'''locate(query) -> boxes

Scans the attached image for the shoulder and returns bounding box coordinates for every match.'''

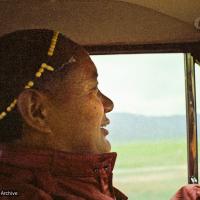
[114,187,128,200]
[171,184,200,200]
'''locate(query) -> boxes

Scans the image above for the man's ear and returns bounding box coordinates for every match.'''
[17,89,52,133]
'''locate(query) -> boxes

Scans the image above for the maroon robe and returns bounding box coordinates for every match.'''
[171,184,200,200]
[0,144,127,200]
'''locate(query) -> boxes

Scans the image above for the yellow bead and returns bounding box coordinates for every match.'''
[48,47,53,51]
[48,51,53,56]
[51,40,57,44]
[52,38,57,42]
[6,107,12,112]
[11,100,17,107]
[51,44,56,49]
[46,65,54,71]
[41,63,47,68]
[53,34,58,39]
[49,47,54,51]
[39,68,44,73]
[36,72,41,77]
[10,103,15,108]
[1,112,6,117]
[25,85,30,89]
[28,81,34,87]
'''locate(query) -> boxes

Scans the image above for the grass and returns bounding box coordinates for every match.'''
[111,139,188,200]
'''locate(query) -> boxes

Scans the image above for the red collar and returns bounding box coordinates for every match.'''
[0,144,117,177]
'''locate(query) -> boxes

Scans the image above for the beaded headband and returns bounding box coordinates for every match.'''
[0,31,60,120]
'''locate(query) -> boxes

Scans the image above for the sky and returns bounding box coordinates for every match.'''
[91,53,200,116]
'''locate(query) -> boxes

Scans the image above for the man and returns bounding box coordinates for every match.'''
[0,29,126,200]
[0,29,199,200]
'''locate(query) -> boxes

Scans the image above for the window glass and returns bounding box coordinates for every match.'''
[91,54,187,200]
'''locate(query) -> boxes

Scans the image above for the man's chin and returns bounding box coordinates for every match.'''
[98,129,111,153]
[101,138,112,153]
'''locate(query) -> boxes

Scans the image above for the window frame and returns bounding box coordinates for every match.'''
[86,41,200,184]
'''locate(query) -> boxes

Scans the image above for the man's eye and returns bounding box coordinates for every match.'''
[93,87,98,91]
[91,84,97,90]
[91,86,98,93]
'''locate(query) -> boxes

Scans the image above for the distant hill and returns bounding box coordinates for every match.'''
[106,112,200,144]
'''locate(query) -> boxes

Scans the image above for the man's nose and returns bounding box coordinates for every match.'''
[100,92,114,113]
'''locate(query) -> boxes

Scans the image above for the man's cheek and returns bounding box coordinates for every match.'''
[85,106,103,122]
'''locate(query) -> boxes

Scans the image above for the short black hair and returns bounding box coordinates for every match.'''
[0,29,80,142]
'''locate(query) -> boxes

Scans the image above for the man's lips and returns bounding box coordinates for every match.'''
[100,117,110,136]
[100,127,109,136]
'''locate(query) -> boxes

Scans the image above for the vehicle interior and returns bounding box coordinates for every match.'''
[1,0,200,199]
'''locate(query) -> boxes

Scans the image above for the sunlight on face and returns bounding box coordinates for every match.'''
[47,49,114,153]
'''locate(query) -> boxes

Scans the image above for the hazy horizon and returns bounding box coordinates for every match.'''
[108,111,200,117]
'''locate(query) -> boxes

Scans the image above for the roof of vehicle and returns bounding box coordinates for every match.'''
[1,0,200,48]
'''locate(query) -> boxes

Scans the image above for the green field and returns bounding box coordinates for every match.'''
[111,139,188,200]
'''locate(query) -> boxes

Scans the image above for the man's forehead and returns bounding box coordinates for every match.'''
[73,49,98,78]
[73,47,89,60]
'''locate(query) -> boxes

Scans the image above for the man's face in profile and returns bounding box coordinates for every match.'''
[46,48,114,153]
